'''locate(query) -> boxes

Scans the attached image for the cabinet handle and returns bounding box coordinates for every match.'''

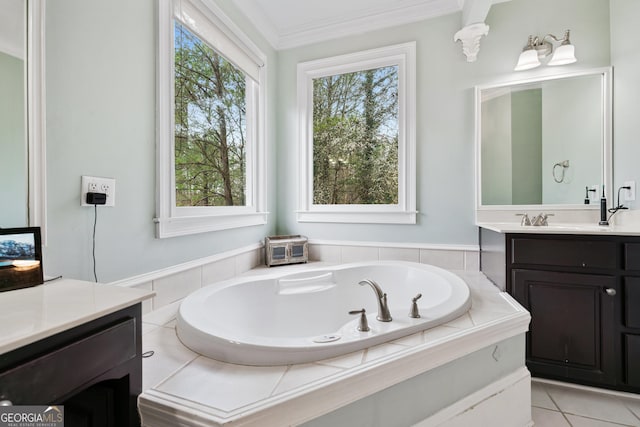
[605,288,617,296]
[0,400,13,406]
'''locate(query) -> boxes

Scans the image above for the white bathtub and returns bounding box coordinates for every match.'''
[176,261,471,366]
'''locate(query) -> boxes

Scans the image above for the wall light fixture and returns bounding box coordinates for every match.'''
[514,30,576,71]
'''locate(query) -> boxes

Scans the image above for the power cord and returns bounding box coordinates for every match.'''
[92,204,98,282]
[85,191,106,283]
[607,185,631,222]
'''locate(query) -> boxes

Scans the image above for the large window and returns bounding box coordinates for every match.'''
[297,43,416,224]
[156,0,267,238]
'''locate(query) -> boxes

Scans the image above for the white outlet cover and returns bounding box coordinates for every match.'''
[589,185,600,202]
[624,181,636,202]
[81,175,116,207]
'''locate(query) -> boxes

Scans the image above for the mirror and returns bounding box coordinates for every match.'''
[0,0,27,227]
[0,0,46,240]
[475,68,612,209]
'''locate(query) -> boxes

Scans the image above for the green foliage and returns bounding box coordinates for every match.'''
[174,23,246,207]
[312,66,399,205]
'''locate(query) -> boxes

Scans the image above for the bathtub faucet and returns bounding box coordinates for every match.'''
[358,279,392,322]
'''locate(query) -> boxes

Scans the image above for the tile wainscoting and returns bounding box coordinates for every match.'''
[110,240,480,316]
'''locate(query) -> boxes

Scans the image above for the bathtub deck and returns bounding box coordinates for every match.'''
[138,269,530,426]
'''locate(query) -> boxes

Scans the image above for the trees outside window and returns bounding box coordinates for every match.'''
[174,24,247,207]
[312,66,399,206]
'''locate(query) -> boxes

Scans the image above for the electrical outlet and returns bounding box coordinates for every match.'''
[81,176,116,207]
[589,185,600,203]
[624,180,636,202]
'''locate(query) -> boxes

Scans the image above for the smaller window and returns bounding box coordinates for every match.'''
[297,43,417,224]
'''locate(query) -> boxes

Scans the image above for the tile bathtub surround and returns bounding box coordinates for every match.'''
[531,380,640,427]
[120,245,264,312]
[118,241,478,316]
[138,270,530,426]
[308,241,480,271]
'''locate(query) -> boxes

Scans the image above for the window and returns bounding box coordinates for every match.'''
[297,43,416,224]
[156,0,267,238]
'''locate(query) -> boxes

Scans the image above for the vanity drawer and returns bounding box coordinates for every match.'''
[624,244,640,270]
[511,238,616,269]
[0,317,136,404]
[625,278,640,329]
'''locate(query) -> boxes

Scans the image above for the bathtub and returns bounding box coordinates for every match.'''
[176,261,471,366]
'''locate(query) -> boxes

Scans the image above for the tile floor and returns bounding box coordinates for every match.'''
[532,380,640,427]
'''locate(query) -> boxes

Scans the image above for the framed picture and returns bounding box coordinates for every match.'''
[0,227,44,292]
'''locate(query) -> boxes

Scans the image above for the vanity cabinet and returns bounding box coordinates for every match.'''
[480,229,640,393]
[511,269,616,385]
[0,304,143,427]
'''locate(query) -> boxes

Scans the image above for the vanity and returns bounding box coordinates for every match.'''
[479,224,640,393]
[0,279,153,426]
[474,66,640,393]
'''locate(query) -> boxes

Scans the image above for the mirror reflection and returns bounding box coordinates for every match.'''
[0,0,27,227]
[478,70,608,207]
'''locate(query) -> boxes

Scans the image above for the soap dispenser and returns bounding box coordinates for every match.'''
[599,186,609,226]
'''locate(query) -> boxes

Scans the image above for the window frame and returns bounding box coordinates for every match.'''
[296,43,417,224]
[155,0,268,238]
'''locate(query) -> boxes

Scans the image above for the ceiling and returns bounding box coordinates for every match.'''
[233,0,467,50]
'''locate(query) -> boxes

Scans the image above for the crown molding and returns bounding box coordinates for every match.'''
[236,0,461,50]
[277,0,461,49]
[231,0,280,49]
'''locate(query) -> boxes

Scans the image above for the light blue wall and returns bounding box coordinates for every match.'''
[541,76,601,204]
[481,93,513,205]
[40,0,626,281]
[511,89,542,205]
[44,0,277,282]
[611,0,640,208]
[0,51,27,228]
[275,0,611,245]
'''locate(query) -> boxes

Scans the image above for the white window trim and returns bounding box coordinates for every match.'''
[155,0,268,238]
[296,42,417,224]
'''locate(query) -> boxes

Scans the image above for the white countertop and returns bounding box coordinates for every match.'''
[0,278,154,354]
[478,221,640,236]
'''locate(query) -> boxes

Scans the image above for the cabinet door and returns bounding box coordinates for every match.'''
[625,334,640,387]
[512,269,616,386]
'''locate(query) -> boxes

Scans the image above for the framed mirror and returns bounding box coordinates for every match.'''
[0,0,27,227]
[475,67,612,210]
[0,0,46,241]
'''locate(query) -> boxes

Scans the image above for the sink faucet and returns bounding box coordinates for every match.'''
[516,213,532,226]
[531,213,554,226]
[358,279,392,322]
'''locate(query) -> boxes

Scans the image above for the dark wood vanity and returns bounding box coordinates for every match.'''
[0,304,143,427]
[480,227,640,393]
[0,279,152,427]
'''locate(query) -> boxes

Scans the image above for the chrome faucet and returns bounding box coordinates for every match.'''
[348,308,370,332]
[516,213,532,226]
[358,279,392,322]
[531,213,554,226]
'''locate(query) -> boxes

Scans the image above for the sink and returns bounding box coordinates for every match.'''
[521,224,610,232]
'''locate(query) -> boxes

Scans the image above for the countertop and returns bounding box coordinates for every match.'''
[0,278,154,354]
[477,222,640,236]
